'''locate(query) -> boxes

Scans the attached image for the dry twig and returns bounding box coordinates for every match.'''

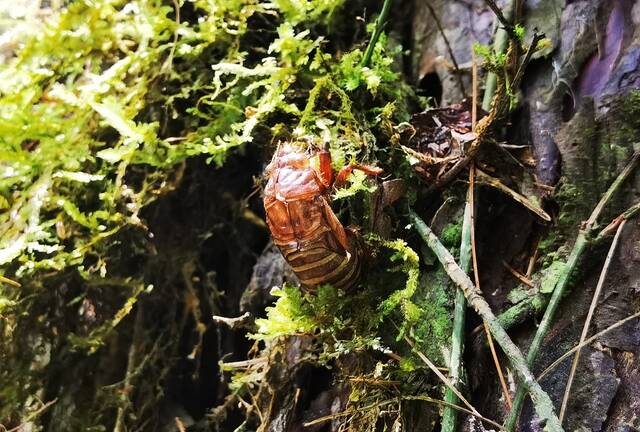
[538,310,640,380]
[425,2,466,96]
[304,395,505,431]
[475,168,551,222]
[469,165,513,409]
[3,399,58,432]
[503,260,534,288]
[484,0,516,39]
[404,334,479,416]
[559,220,627,422]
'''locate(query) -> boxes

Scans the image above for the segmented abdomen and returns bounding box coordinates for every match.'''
[274,226,361,292]
[267,199,361,292]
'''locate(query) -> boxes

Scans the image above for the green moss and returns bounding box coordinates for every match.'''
[544,90,640,269]
[497,293,548,331]
[410,268,454,364]
[0,0,419,428]
[539,260,568,294]
[507,285,531,304]
[530,294,547,312]
[562,91,640,211]
[616,90,640,136]
[440,219,463,249]
[241,232,453,403]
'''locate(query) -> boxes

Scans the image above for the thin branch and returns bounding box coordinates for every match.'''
[526,243,539,277]
[5,399,57,432]
[212,312,255,330]
[510,32,544,94]
[0,275,20,287]
[538,310,640,380]
[586,151,640,229]
[425,2,466,96]
[441,167,474,432]
[361,0,393,68]
[470,165,513,409]
[304,395,505,431]
[408,209,564,431]
[401,144,458,165]
[405,334,479,415]
[504,149,640,431]
[469,165,480,290]
[484,0,516,40]
[598,201,640,237]
[303,399,394,427]
[559,219,626,422]
[482,278,513,411]
[404,395,505,431]
[503,260,534,287]
[475,168,551,222]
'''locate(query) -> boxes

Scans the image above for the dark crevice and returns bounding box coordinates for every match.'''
[418,71,443,106]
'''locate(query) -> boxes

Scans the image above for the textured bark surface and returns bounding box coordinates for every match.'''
[410,1,640,430]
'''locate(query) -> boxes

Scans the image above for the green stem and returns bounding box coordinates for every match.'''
[472,293,548,354]
[441,183,473,431]
[481,34,508,111]
[560,219,625,421]
[361,0,393,68]
[481,0,515,111]
[409,209,564,432]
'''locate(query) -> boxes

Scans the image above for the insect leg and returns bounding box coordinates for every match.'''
[334,163,384,188]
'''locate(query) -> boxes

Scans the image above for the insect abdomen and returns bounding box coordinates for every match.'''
[274,227,361,291]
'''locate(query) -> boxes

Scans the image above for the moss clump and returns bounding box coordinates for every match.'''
[440,219,463,249]
[410,268,454,364]
[230,232,450,430]
[538,260,568,294]
[611,90,640,143]
[0,0,417,429]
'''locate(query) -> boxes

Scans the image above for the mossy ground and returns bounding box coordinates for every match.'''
[0,1,450,430]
